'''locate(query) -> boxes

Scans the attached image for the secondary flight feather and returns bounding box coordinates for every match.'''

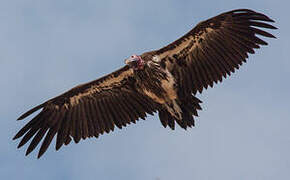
[14,9,277,158]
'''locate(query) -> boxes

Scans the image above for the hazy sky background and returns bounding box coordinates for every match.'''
[1,1,289,180]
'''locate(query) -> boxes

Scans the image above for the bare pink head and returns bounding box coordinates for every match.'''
[125,54,145,70]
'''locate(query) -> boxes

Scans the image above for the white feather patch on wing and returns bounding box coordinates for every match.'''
[93,68,134,89]
[157,27,214,60]
[68,68,134,107]
[152,55,161,62]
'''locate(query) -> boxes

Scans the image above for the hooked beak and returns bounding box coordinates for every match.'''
[124,59,131,65]
[125,58,137,67]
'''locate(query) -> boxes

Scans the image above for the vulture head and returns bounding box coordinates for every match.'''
[125,54,145,70]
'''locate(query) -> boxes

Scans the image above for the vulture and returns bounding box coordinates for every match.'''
[14,9,276,158]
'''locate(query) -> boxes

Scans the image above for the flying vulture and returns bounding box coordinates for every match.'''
[14,9,276,158]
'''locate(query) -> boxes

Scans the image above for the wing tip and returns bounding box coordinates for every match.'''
[25,149,32,156]
[17,103,46,120]
[229,8,276,23]
[37,151,44,159]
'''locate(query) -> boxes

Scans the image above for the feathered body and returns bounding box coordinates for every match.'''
[13,9,276,158]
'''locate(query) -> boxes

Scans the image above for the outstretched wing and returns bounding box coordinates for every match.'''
[152,9,276,95]
[14,65,157,158]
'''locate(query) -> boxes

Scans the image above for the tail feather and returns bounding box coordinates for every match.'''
[158,95,202,130]
[158,109,175,130]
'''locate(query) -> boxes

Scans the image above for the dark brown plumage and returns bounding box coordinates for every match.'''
[14,9,276,158]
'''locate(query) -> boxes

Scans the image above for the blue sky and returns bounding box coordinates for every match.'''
[1,1,289,180]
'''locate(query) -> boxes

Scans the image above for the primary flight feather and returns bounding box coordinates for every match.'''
[14,9,277,158]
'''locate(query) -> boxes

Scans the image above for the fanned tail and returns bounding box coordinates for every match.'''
[158,95,202,130]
